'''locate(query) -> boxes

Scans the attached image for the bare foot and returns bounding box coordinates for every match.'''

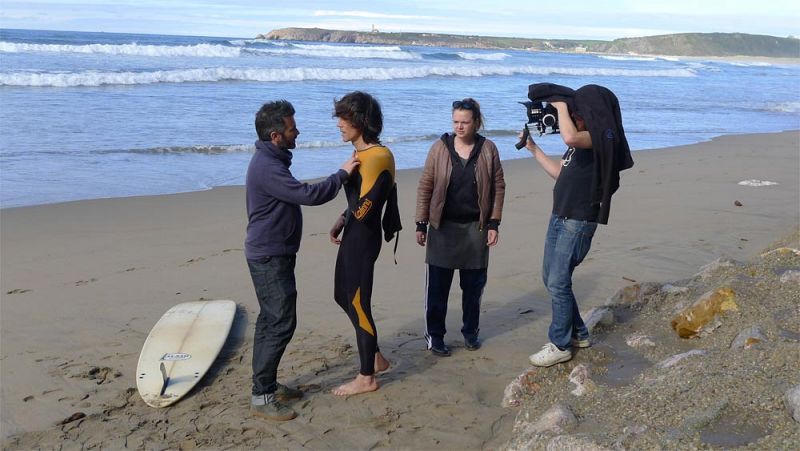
[374,352,391,373]
[332,374,378,396]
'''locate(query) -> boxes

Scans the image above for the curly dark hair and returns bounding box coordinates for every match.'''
[333,91,383,144]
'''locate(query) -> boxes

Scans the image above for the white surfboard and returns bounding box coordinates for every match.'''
[136,300,236,408]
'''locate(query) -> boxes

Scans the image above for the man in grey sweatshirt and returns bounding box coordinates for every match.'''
[245,100,359,421]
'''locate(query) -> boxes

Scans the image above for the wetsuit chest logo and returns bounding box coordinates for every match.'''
[355,199,373,219]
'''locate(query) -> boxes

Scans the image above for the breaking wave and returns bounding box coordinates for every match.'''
[0,65,696,87]
[248,43,420,60]
[0,41,242,58]
[597,55,661,62]
[92,133,447,155]
[456,52,510,61]
[762,102,800,113]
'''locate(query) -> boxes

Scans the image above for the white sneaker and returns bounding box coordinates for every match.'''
[529,343,572,367]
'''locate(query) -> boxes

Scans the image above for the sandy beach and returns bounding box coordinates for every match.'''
[1,131,798,449]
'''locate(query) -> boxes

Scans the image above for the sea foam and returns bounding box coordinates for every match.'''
[0,65,697,87]
[0,41,242,58]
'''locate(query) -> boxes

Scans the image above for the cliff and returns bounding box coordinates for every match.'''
[259,28,602,51]
[595,33,800,57]
[260,28,800,58]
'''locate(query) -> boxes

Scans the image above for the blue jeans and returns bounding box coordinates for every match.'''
[248,255,297,396]
[542,215,597,350]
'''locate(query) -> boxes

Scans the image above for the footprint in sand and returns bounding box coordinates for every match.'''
[58,362,122,385]
[180,257,206,267]
[182,249,242,266]
[35,356,59,363]
[121,267,145,273]
[83,366,122,385]
[75,278,97,286]
[297,383,322,393]
[6,288,32,294]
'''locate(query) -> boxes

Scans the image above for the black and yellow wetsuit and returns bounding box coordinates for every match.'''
[334,145,400,376]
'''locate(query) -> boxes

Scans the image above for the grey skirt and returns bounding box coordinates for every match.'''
[426,220,489,270]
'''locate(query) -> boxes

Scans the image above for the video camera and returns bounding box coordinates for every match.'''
[514,101,560,150]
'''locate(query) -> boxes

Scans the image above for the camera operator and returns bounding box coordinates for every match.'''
[520,84,633,367]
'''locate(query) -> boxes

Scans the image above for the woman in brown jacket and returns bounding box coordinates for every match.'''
[415,98,505,356]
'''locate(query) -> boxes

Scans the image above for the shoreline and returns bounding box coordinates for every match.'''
[3,129,799,211]
[2,131,799,448]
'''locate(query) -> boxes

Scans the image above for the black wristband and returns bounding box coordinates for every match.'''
[415,221,428,233]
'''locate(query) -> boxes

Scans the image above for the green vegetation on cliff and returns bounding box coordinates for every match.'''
[261,28,800,58]
[595,33,800,57]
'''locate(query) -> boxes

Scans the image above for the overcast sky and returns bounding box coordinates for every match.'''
[1,0,799,40]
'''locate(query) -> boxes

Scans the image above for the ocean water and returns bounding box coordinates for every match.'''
[1,28,798,208]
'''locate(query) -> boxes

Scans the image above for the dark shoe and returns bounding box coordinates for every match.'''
[275,382,303,401]
[465,336,482,351]
[251,398,297,421]
[429,337,451,357]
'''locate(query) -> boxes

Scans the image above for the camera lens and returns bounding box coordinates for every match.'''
[542,114,557,128]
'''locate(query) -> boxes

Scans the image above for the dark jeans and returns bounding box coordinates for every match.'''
[424,264,487,345]
[543,215,596,350]
[248,255,297,396]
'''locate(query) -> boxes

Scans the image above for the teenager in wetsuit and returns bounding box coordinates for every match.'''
[328,91,401,396]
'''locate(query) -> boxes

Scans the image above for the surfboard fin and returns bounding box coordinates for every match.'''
[159,362,170,396]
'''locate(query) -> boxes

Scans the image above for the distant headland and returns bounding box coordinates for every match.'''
[260,27,800,58]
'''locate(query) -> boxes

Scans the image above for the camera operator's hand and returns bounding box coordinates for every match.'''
[518,131,540,155]
[416,231,427,247]
[551,101,592,149]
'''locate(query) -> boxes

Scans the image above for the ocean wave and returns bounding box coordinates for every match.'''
[422,51,510,61]
[456,52,510,61]
[0,65,697,87]
[96,144,254,155]
[229,39,291,47]
[422,52,462,60]
[89,134,447,155]
[683,62,720,72]
[247,43,420,60]
[718,60,773,67]
[0,41,242,58]
[762,102,800,113]
[0,39,422,60]
[597,55,660,62]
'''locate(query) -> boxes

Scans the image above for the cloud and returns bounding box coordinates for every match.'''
[313,10,437,21]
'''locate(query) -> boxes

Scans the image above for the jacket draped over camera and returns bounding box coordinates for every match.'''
[528,83,634,224]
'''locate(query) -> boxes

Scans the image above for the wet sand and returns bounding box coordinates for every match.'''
[1,131,798,448]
